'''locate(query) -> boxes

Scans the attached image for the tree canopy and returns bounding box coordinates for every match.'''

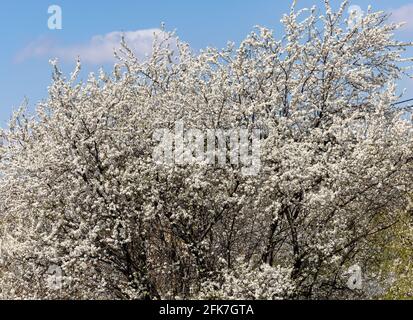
[0,0,412,299]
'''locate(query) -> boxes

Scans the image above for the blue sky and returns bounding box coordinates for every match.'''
[1,0,413,126]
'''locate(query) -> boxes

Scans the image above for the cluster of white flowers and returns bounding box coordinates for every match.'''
[0,1,412,299]
[197,261,295,300]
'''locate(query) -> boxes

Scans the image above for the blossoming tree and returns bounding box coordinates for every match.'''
[0,0,412,299]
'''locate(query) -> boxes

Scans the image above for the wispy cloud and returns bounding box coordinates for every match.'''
[389,3,413,32]
[15,28,165,64]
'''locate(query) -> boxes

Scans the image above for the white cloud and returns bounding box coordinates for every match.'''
[390,4,413,32]
[15,28,165,64]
